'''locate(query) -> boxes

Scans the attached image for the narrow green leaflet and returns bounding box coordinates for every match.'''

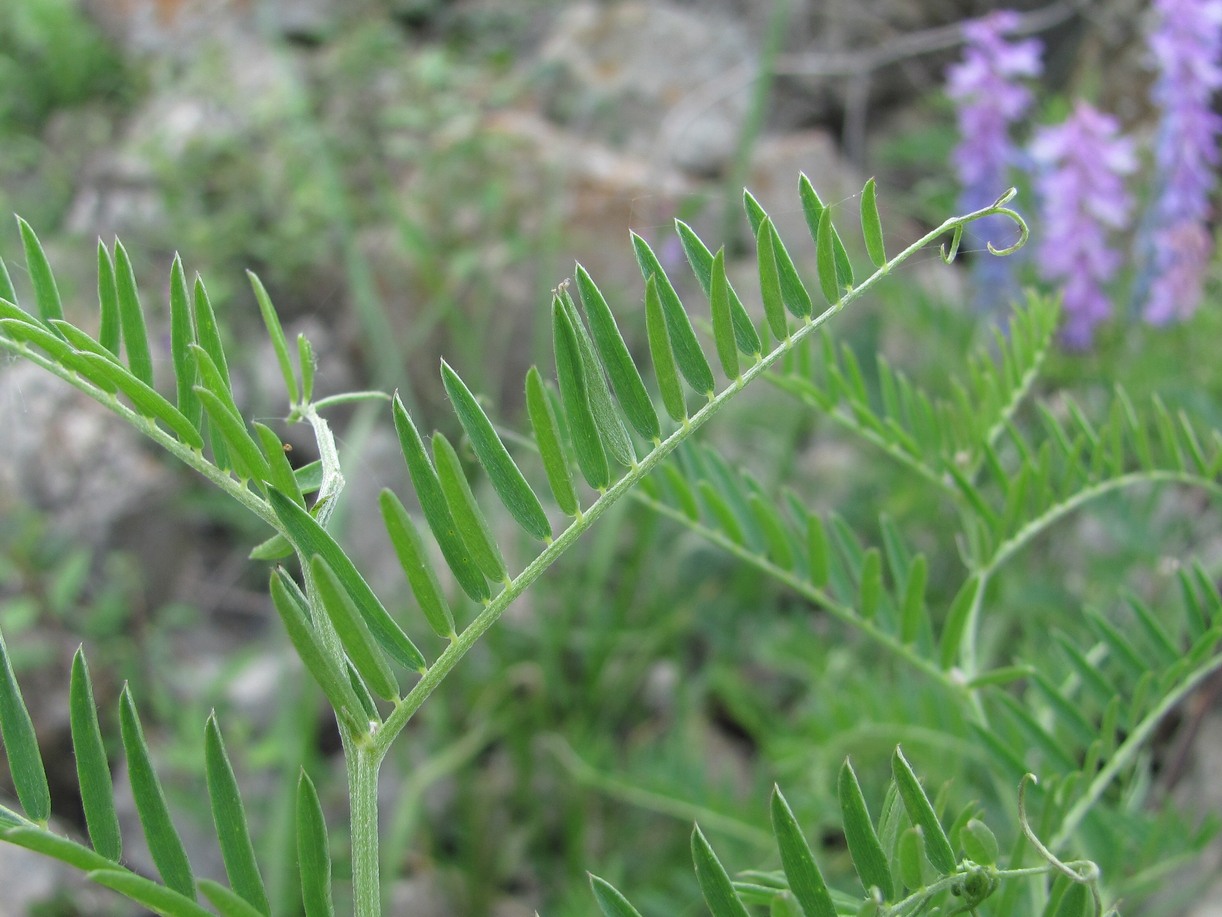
[526,366,579,516]
[691,825,752,917]
[0,318,89,379]
[97,242,120,354]
[589,874,645,917]
[205,714,271,915]
[0,256,16,305]
[1052,881,1091,917]
[432,431,508,583]
[939,574,981,670]
[554,299,611,490]
[248,271,300,405]
[0,296,39,325]
[48,319,122,362]
[838,759,893,900]
[858,548,882,621]
[645,274,687,423]
[199,879,269,917]
[113,239,154,387]
[73,353,205,450]
[897,827,927,891]
[168,255,200,429]
[709,248,739,379]
[195,387,270,482]
[631,232,715,397]
[558,288,637,467]
[757,218,789,341]
[900,555,928,645]
[311,556,400,702]
[269,570,365,720]
[806,513,830,588]
[379,489,456,639]
[2,826,114,872]
[743,193,814,320]
[269,490,427,673]
[0,625,51,823]
[674,220,762,357]
[253,423,306,508]
[70,649,121,861]
[891,748,955,874]
[441,359,552,541]
[816,208,840,306]
[576,264,662,441]
[298,334,316,403]
[961,819,999,866]
[860,178,886,267]
[799,174,853,291]
[87,870,214,917]
[391,394,490,603]
[770,787,837,917]
[296,772,335,917]
[192,276,231,469]
[119,686,196,899]
[17,217,64,326]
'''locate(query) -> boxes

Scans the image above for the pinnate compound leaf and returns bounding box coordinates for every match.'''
[554,299,611,490]
[96,242,120,354]
[838,758,893,900]
[0,625,51,823]
[379,489,456,639]
[709,248,739,379]
[311,556,401,702]
[691,825,751,917]
[70,649,121,861]
[113,239,154,387]
[770,787,837,917]
[631,232,715,397]
[645,274,687,423]
[17,217,64,326]
[526,366,579,516]
[589,874,645,917]
[269,490,426,673]
[574,266,660,442]
[205,715,271,915]
[391,394,490,603]
[432,431,509,583]
[442,359,552,541]
[269,570,365,721]
[297,772,335,917]
[169,255,200,428]
[248,271,300,405]
[860,178,886,267]
[199,879,268,917]
[119,686,196,899]
[891,747,955,874]
[674,220,761,357]
[87,869,213,917]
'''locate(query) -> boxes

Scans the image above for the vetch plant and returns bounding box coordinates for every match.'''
[0,169,1217,917]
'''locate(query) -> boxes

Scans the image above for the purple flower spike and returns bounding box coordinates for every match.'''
[947,11,1043,310]
[1143,0,1222,325]
[1030,101,1137,349]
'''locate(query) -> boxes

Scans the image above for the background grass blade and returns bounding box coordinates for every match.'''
[378,489,456,639]
[691,825,751,917]
[17,217,64,326]
[838,758,893,900]
[770,787,837,917]
[205,714,271,916]
[113,239,154,387]
[554,298,611,490]
[432,432,508,583]
[0,625,51,823]
[391,394,491,603]
[119,685,196,899]
[589,874,645,917]
[645,274,687,423]
[311,556,400,702]
[442,359,552,541]
[891,747,955,874]
[297,771,335,917]
[269,490,426,673]
[632,232,715,397]
[575,264,660,442]
[526,366,579,515]
[70,649,121,861]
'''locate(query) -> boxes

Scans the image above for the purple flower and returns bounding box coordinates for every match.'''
[1142,0,1222,325]
[1030,102,1138,349]
[946,11,1043,310]
[947,10,1043,213]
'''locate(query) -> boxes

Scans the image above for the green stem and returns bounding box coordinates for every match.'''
[346,741,384,917]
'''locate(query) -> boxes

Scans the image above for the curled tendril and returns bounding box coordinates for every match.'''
[939,188,1030,263]
[1018,775,1104,915]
